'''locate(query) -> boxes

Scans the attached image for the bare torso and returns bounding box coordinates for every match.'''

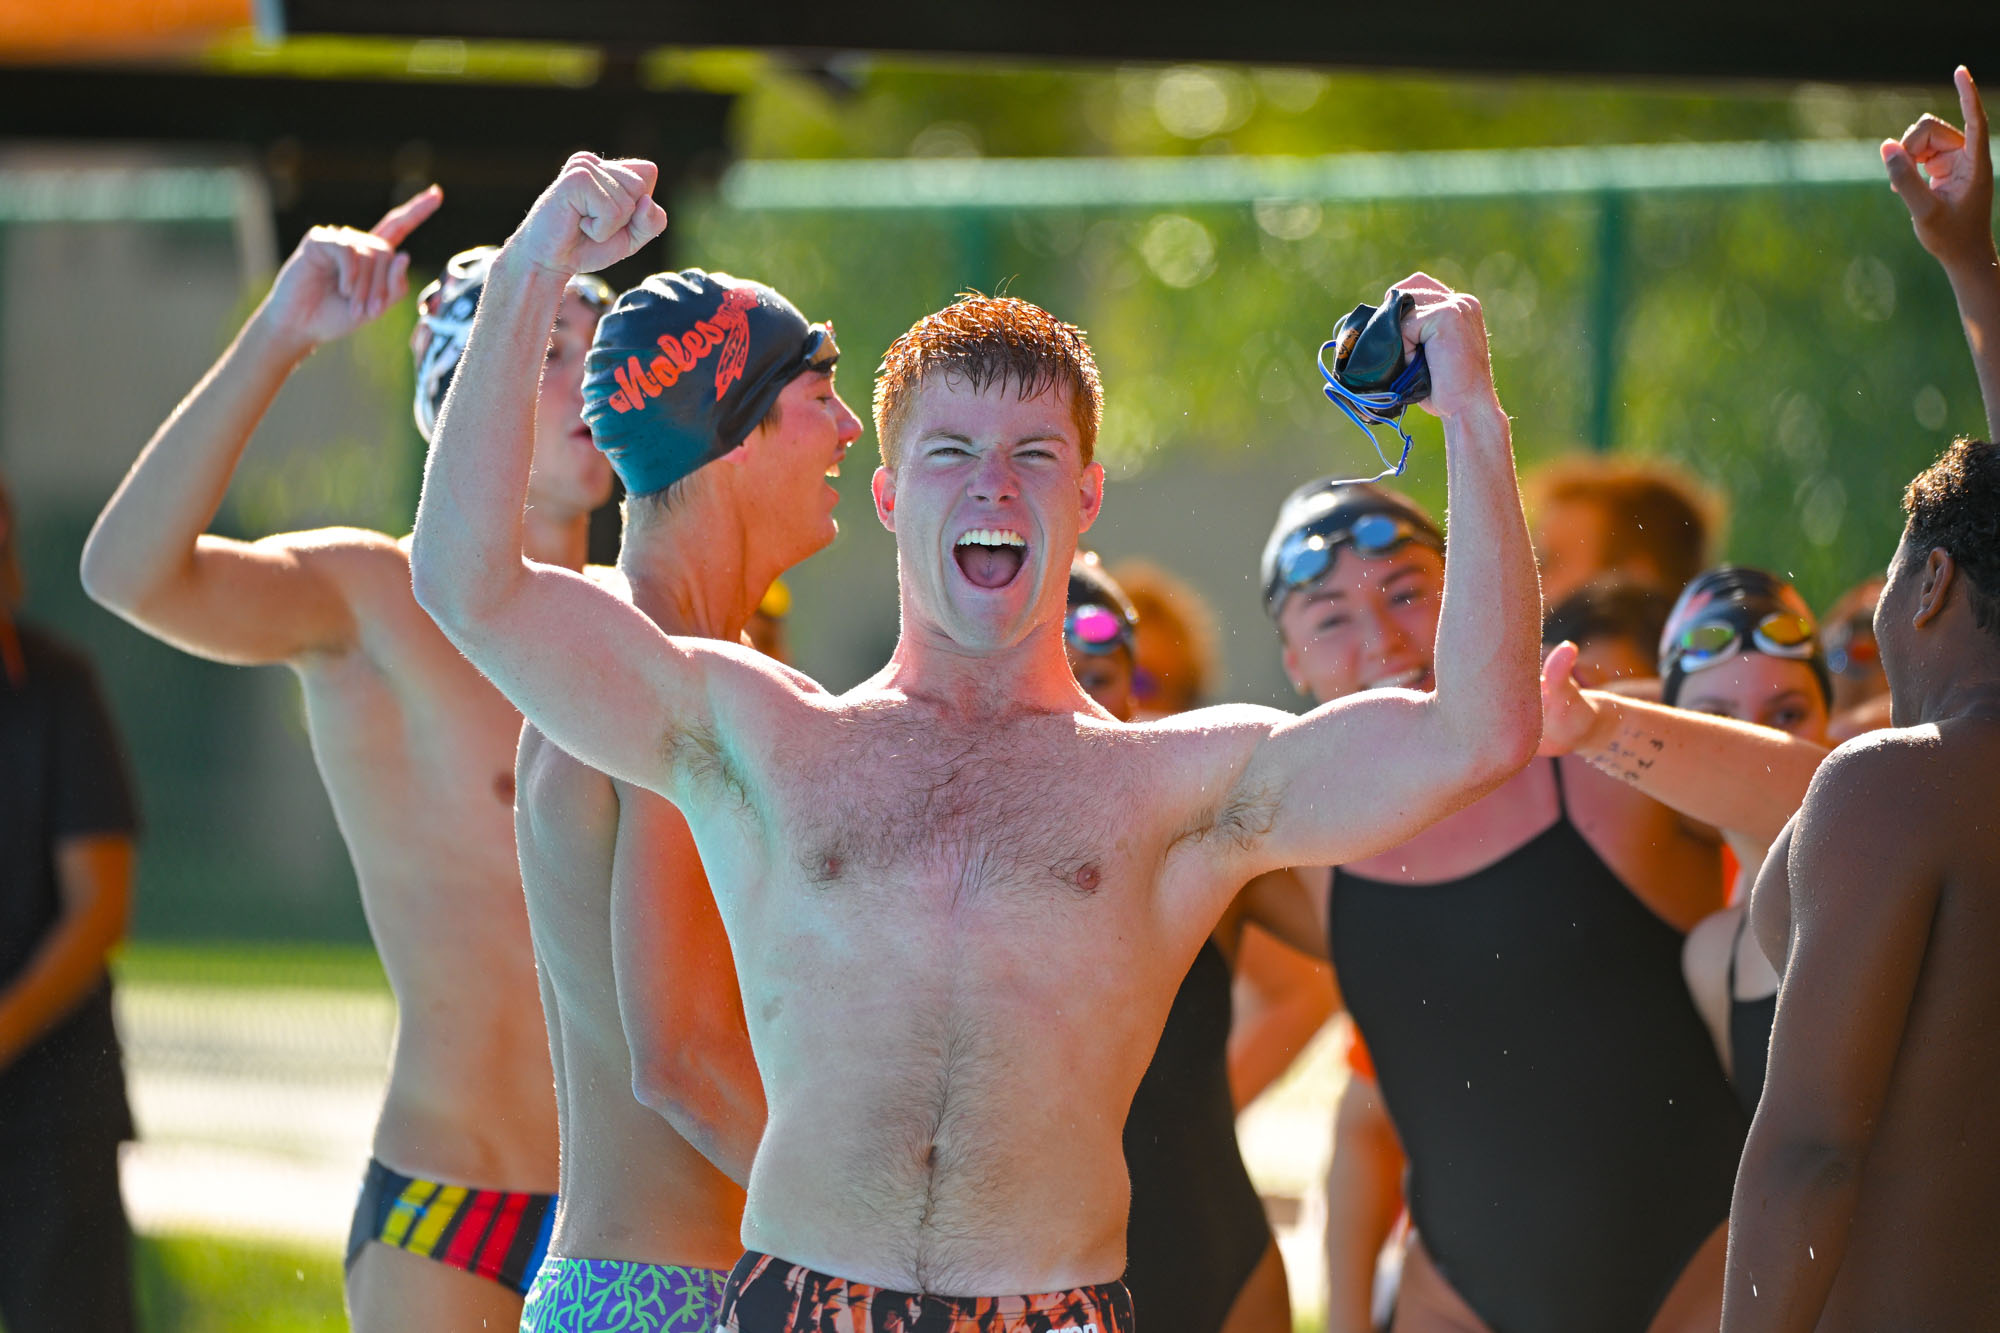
[294,536,556,1189]
[1754,719,2000,1327]
[681,695,1255,1295]
[515,726,746,1267]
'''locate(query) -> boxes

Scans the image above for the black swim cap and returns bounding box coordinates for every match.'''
[412,246,613,442]
[1259,479,1443,617]
[582,269,831,498]
[1659,565,1832,708]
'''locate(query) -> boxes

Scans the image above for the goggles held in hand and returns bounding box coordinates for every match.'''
[1317,288,1431,484]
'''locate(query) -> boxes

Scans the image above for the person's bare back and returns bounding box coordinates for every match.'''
[81,197,614,1327]
[1726,439,2000,1332]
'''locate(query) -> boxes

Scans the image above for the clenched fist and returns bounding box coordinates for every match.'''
[508,152,669,278]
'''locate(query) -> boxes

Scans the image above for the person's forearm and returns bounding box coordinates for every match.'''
[0,890,127,1070]
[1431,401,1541,766]
[1941,245,2000,438]
[1324,1080,1406,1333]
[80,306,309,611]
[1227,939,1336,1109]
[1721,1134,1862,1333]
[1571,693,1825,843]
[410,245,566,629]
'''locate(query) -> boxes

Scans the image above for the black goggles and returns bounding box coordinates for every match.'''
[1065,603,1133,657]
[1269,512,1439,611]
[1667,609,1817,674]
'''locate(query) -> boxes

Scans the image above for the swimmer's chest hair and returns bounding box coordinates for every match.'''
[751,706,1187,911]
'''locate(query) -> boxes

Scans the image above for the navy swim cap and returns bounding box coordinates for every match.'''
[413,246,613,442]
[582,269,831,498]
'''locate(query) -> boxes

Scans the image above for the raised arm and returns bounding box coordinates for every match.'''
[1720,741,1939,1333]
[1884,66,1998,439]
[1539,641,1827,845]
[80,189,439,664]
[1211,277,1542,876]
[410,154,761,796]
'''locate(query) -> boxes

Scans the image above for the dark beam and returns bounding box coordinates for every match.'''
[0,67,733,286]
[275,1,1997,86]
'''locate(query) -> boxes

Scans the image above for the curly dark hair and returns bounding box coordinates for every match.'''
[1902,437,2000,642]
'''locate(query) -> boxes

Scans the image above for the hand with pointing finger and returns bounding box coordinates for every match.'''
[1882,66,1995,275]
[260,185,443,355]
[509,152,669,279]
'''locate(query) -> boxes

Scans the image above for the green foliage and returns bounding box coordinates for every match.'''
[681,60,1986,608]
[134,1233,345,1333]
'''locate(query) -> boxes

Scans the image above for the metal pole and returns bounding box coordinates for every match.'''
[1585,191,1627,451]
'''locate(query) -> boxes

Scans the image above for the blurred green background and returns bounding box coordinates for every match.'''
[5,53,1985,942]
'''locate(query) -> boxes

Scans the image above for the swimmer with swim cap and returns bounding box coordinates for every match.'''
[513,264,861,1333]
[82,192,612,1330]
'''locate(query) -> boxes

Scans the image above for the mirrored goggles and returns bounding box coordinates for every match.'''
[1065,603,1133,657]
[1823,612,1879,677]
[1669,610,1817,673]
[1272,512,1438,605]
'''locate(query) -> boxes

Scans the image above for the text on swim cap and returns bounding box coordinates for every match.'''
[608,286,759,413]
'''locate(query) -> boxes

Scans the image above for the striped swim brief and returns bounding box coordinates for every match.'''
[345,1157,557,1296]
[521,1256,730,1332]
[717,1250,1135,1333]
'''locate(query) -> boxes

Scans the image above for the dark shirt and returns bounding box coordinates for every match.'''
[0,618,138,1138]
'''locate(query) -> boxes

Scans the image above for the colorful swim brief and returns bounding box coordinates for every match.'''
[345,1157,557,1296]
[718,1250,1135,1333]
[522,1256,730,1333]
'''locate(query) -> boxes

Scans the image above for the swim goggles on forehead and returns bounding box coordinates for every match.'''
[1065,603,1133,657]
[1316,290,1431,485]
[1667,609,1817,674]
[1270,511,1439,606]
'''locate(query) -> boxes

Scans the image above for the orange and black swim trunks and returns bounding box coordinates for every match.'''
[719,1251,1135,1333]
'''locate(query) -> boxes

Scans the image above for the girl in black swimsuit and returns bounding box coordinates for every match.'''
[1261,481,1750,1333]
[1661,568,1837,1116]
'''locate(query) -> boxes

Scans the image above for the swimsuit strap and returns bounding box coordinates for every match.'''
[1549,755,1570,820]
[1728,904,1751,1000]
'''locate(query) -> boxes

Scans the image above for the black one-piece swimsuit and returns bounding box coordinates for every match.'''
[1329,759,1748,1333]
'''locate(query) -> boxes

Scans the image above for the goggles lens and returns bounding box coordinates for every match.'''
[1276,513,1427,598]
[1674,611,1817,671]
[1066,604,1129,655]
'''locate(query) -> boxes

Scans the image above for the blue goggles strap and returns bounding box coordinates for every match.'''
[1317,341,1426,485]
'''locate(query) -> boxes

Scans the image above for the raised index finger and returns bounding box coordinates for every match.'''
[1957,66,1990,170]
[370,185,443,246]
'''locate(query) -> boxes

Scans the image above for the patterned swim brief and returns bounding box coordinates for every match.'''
[522,1256,730,1333]
[718,1250,1135,1333]
[345,1157,557,1296]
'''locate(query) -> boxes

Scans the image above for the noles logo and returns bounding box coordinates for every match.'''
[608,286,759,414]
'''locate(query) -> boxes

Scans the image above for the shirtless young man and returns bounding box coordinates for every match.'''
[408,153,1542,1328]
[1719,66,2000,1333]
[80,190,613,1330]
[515,269,862,1331]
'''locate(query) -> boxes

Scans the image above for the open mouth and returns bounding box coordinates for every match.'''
[1367,666,1433,691]
[954,527,1027,590]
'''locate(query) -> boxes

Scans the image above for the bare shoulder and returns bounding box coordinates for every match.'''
[1801,727,1944,824]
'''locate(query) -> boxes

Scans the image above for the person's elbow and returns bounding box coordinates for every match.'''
[408,527,503,641]
[78,525,149,617]
[1449,690,1541,790]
